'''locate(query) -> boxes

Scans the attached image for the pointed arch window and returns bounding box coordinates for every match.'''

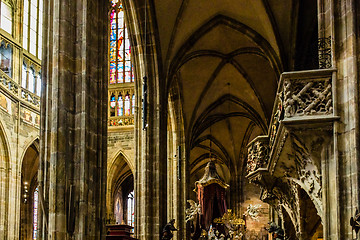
[28,67,35,93]
[32,187,39,239]
[36,72,41,95]
[109,0,134,84]
[23,0,43,59]
[132,94,135,115]
[117,94,123,116]
[127,191,134,227]
[22,63,27,88]
[124,93,130,116]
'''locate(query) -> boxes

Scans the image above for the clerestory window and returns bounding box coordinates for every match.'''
[23,0,43,59]
[109,0,134,84]
[0,1,12,35]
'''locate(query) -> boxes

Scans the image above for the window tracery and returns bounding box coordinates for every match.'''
[108,0,135,126]
[110,0,134,84]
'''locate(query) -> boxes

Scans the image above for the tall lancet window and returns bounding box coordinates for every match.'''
[32,187,39,239]
[109,0,134,84]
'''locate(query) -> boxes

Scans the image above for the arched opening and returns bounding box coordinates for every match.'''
[298,188,323,239]
[113,174,134,225]
[107,152,135,227]
[282,206,297,239]
[19,142,39,240]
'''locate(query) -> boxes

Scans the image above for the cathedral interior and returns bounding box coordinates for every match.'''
[0,0,360,239]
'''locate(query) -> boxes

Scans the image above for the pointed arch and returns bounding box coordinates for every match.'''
[0,119,10,239]
[106,150,134,224]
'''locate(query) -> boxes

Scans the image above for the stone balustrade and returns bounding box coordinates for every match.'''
[108,115,134,127]
[21,87,40,107]
[0,69,41,109]
[0,69,18,95]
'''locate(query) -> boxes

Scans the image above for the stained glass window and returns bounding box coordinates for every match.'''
[127,191,134,227]
[109,0,134,84]
[117,94,123,116]
[110,94,116,108]
[33,187,39,239]
[132,94,135,114]
[23,0,44,59]
[125,93,130,116]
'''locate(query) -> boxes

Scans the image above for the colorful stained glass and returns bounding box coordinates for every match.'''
[132,94,135,114]
[127,191,135,227]
[117,95,123,116]
[33,187,39,239]
[110,95,116,108]
[125,94,130,116]
[109,0,134,84]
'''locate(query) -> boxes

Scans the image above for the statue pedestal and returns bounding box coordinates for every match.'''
[106,224,137,240]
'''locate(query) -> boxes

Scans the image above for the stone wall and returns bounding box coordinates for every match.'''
[108,127,135,170]
[0,88,40,240]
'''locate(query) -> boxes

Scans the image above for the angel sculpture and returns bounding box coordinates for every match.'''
[185,200,201,222]
[245,204,262,221]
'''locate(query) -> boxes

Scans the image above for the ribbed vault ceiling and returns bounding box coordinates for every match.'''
[157,0,297,183]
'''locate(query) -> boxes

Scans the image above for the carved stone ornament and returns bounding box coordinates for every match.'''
[318,37,332,69]
[247,137,269,174]
[291,137,323,215]
[283,78,332,118]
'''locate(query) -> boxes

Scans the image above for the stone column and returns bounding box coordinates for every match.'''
[318,0,360,239]
[127,0,168,238]
[39,0,108,239]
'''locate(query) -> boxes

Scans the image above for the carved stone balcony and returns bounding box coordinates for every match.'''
[246,69,339,232]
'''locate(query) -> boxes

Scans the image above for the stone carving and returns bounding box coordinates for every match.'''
[21,88,40,107]
[0,73,18,95]
[318,37,332,69]
[185,200,201,223]
[161,219,178,240]
[244,204,262,221]
[272,179,300,233]
[108,116,134,126]
[283,78,332,117]
[260,188,277,205]
[271,131,288,174]
[291,137,323,216]
[269,93,283,148]
[350,209,360,234]
[247,137,269,174]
